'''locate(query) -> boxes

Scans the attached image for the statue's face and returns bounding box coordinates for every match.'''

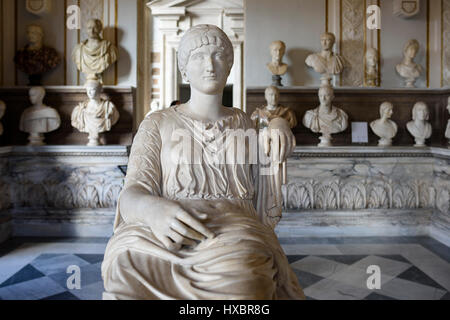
[270,44,285,62]
[86,85,101,99]
[319,89,333,106]
[265,88,279,106]
[86,20,101,38]
[406,45,418,59]
[29,89,43,105]
[184,44,230,95]
[382,106,393,119]
[321,35,334,51]
[27,27,43,45]
[415,106,428,121]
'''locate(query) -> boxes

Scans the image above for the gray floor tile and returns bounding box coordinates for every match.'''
[291,256,348,278]
[304,278,372,300]
[0,276,66,300]
[30,254,90,276]
[378,278,447,300]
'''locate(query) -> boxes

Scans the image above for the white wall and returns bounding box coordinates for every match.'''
[245,0,326,87]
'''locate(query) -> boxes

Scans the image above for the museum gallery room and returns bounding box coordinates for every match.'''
[0,0,449,302]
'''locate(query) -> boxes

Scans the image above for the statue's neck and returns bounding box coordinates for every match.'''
[267,104,277,111]
[271,58,281,66]
[319,104,332,114]
[321,50,332,59]
[187,88,223,121]
[28,42,42,51]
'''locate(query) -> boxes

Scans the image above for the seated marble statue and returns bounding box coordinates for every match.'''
[101,24,305,300]
[14,24,60,85]
[305,32,345,85]
[267,41,288,76]
[251,86,297,130]
[302,85,348,147]
[370,102,398,147]
[396,39,423,88]
[0,100,5,136]
[446,97,450,145]
[72,18,118,81]
[19,87,61,146]
[407,101,432,147]
[71,79,120,146]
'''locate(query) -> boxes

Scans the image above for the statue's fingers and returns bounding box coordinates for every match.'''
[190,208,209,220]
[168,230,196,247]
[175,213,215,239]
[171,220,204,241]
[160,235,176,251]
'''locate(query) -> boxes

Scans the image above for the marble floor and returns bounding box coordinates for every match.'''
[0,236,449,300]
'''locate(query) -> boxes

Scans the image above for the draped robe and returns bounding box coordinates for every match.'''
[101,107,305,300]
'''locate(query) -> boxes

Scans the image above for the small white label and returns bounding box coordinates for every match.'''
[352,122,369,144]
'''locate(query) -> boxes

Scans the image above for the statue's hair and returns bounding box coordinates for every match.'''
[177,24,234,76]
[29,86,45,99]
[318,85,334,97]
[85,79,102,89]
[87,18,103,32]
[412,101,429,121]
[403,39,420,55]
[380,102,393,117]
[269,40,286,52]
[320,32,336,43]
[265,85,279,95]
[27,24,44,37]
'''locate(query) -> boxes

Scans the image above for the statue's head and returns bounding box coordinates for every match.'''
[380,102,394,119]
[269,41,286,63]
[29,86,45,105]
[318,85,334,106]
[320,32,336,51]
[178,24,234,95]
[85,79,103,99]
[86,19,103,39]
[27,24,44,46]
[365,48,378,66]
[412,101,429,121]
[403,39,420,60]
[265,86,280,106]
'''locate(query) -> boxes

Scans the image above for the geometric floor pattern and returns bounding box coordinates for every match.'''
[0,237,449,300]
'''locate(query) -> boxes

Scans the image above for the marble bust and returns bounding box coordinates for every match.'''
[251,86,297,130]
[302,85,349,147]
[407,101,432,147]
[370,102,398,147]
[267,41,288,76]
[396,39,423,88]
[101,24,305,300]
[365,47,379,87]
[0,100,5,136]
[72,19,118,81]
[14,24,60,85]
[445,97,450,145]
[305,32,345,86]
[71,80,120,146]
[19,87,61,146]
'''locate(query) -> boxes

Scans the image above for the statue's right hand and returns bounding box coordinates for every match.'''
[148,200,215,251]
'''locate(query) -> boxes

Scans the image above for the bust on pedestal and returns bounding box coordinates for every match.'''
[19,87,61,146]
[370,102,398,147]
[302,85,348,147]
[267,41,288,87]
[305,32,345,86]
[407,101,432,147]
[71,80,120,146]
[72,19,118,82]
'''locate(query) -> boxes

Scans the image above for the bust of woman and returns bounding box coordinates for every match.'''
[407,101,432,147]
[370,102,398,147]
[302,85,348,147]
[101,24,305,300]
[14,24,60,85]
[71,80,119,146]
[396,39,423,88]
[0,100,5,136]
[305,32,345,86]
[72,19,118,81]
[19,87,61,146]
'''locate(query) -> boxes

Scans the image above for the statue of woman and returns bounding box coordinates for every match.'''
[305,32,345,86]
[14,24,60,85]
[302,85,348,147]
[71,79,120,146]
[370,102,398,147]
[0,100,5,136]
[101,24,305,300]
[407,101,432,147]
[72,18,118,81]
[396,39,423,88]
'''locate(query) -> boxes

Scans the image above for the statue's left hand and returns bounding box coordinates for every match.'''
[264,118,296,163]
